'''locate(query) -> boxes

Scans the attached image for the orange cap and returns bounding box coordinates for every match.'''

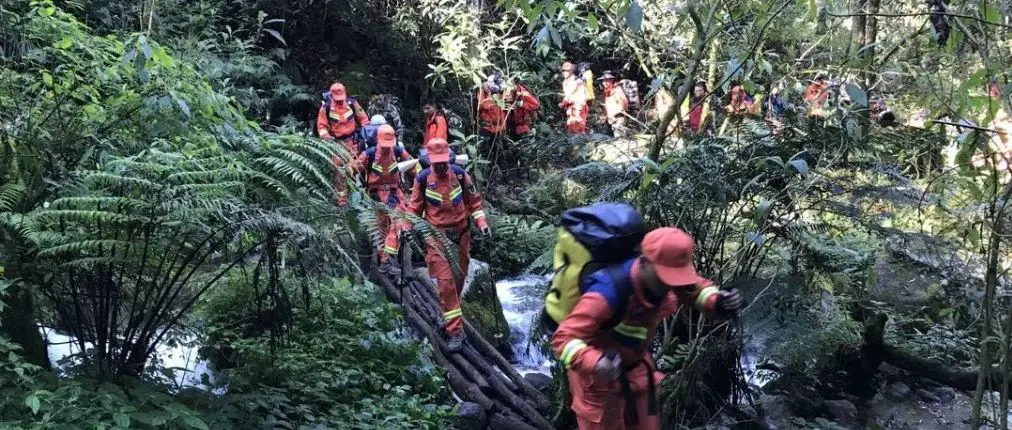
[330,83,347,102]
[377,124,396,148]
[641,227,703,287]
[426,138,451,163]
[561,61,575,71]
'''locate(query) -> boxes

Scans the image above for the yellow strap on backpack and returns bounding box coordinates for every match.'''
[544,229,593,328]
[583,70,596,101]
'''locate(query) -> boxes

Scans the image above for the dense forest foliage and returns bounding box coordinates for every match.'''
[1,0,1011,428]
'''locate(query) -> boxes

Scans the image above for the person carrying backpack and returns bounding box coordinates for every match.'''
[599,71,629,137]
[317,82,369,206]
[505,80,541,137]
[423,104,449,145]
[560,61,589,134]
[381,138,491,352]
[544,203,742,430]
[353,125,417,261]
[357,114,391,150]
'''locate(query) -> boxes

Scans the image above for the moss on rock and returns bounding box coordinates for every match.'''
[461,259,512,357]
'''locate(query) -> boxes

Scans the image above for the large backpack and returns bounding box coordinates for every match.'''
[542,203,646,333]
[619,79,641,112]
[577,62,595,101]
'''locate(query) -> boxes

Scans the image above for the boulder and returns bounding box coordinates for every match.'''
[935,386,956,403]
[759,394,792,428]
[915,388,941,403]
[461,259,512,357]
[455,401,487,429]
[523,372,552,394]
[885,381,911,401]
[824,399,858,422]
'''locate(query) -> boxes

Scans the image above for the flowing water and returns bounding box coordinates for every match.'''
[495,275,553,374]
[41,326,216,392]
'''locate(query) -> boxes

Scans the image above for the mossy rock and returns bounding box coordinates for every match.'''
[461,259,512,358]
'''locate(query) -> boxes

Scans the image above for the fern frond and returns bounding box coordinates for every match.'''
[0,183,25,211]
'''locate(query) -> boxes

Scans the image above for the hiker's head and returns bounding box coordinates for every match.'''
[693,82,707,98]
[377,125,396,154]
[639,227,703,291]
[426,138,451,175]
[329,83,347,103]
[561,61,575,78]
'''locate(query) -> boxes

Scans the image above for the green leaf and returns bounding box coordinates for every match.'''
[625,1,643,32]
[182,415,209,430]
[264,29,287,46]
[40,6,55,16]
[845,83,867,107]
[588,14,599,32]
[982,3,1000,23]
[25,395,40,415]
[789,158,808,174]
[548,25,561,48]
[114,413,130,428]
[139,35,152,60]
[176,97,191,118]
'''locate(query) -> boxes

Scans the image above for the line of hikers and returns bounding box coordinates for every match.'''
[314,72,927,430]
[316,81,486,352]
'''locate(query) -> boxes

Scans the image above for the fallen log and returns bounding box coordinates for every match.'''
[449,348,491,390]
[864,312,1004,391]
[410,269,551,409]
[489,411,540,430]
[465,320,551,410]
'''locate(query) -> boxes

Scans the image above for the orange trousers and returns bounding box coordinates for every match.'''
[331,137,358,205]
[427,227,471,336]
[370,187,404,258]
[566,104,589,134]
[568,363,662,430]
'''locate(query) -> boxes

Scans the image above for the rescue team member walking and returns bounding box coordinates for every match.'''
[599,71,629,137]
[423,104,449,145]
[355,124,416,259]
[560,61,589,134]
[317,82,369,206]
[383,138,490,351]
[552,227,742,430]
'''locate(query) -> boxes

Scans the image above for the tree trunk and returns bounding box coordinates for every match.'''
[862,0,879,88]
[648,3,718,161]
[849,0,867,59]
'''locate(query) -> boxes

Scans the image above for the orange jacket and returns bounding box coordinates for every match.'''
[562,75,587,108]
[510,84,541,135]
[603,84,628,121]
[424,113,449,145]
[401,165,488,230]
[356,146,415,190]
[552,258,718,374]
[477,88,507,135]
[317,99,368,139]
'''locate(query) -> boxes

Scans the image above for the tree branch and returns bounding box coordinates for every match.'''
[827,11,1012,30]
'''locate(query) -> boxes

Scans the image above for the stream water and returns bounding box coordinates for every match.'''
[495,275,553,374]
[41,326,215,391]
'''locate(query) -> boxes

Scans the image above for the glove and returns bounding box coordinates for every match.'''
[476,219,491,237]
[595,351,622,382]
[716,289,743,316]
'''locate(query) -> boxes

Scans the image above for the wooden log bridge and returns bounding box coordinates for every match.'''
[370,246,554,430]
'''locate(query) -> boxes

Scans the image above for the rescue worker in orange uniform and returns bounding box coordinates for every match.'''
[552,228,742,430]
[599,71,629,137]
[505,80,541,137]
[354,125,416,259]
[803,75,831,117]
[383,138,490,351]
[423,104,449,145]
[560,61,589,134]
[317,82,369,206]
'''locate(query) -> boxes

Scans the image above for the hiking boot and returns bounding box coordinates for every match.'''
[446,333,466,352]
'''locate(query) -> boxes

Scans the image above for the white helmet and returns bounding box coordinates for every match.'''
[369,114,387,125]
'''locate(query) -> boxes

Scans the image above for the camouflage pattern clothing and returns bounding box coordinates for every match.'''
[368,94,404,141]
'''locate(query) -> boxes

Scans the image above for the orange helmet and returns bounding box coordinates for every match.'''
[377,124,397,148]
[426,138,451,164]
[329,83,347,102]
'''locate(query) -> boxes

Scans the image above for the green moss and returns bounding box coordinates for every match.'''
[461,261,511,356]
